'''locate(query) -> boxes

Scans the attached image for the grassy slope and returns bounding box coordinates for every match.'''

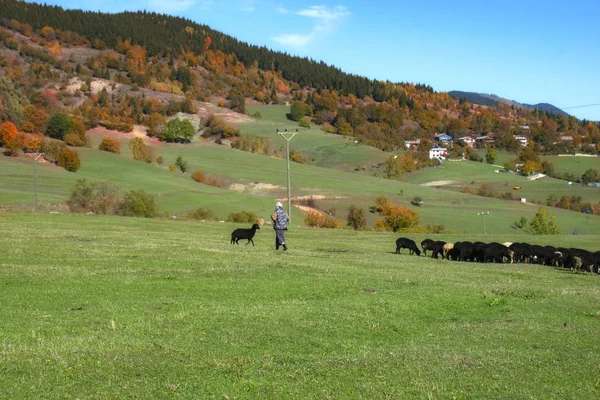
[240,104,394,171]
[2,105,599,234]
[1,213,599,399]
[403,159,600,205]
[0,148,273,218]
[477,149,600,177]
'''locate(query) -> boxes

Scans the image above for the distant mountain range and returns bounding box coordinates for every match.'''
[448,91,569,117]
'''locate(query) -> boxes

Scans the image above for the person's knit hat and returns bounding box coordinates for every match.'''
[276,201,283,208]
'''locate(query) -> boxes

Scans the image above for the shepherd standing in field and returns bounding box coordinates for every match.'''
[272,201,290,251]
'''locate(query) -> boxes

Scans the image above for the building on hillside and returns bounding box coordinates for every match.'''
[429,147,448,160]
[456,136,475,147]
[514,135,528,146]
[434,133,453,145]
[404,139,421,149]
[559,135,573,142]
[475,135,495,145]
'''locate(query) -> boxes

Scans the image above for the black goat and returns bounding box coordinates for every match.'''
[395,238,421,255]
[230,223,260,246]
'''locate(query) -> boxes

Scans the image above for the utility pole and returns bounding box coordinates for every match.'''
[277,128,298,223]
[478,211,490,234]
[26,152,44,211]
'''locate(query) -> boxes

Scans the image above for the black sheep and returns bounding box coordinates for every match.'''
[421,239,435,256]
[395,238,421,255]
[230,223,261,246]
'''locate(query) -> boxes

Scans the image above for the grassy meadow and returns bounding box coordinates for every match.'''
[1,213,599,399]
[1,104,599,235]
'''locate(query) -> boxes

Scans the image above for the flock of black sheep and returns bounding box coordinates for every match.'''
[395,237,600,275]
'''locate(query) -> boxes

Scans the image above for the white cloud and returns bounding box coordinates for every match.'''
[271,32,316,47]
[296,5,350,21]
[276,6,290,14]
[271,5,350,48]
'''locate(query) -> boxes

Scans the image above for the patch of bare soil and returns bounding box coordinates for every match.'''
[293,204,327,215]
[86,125,162,145]
[421,180,460,187]
[65,77,118,95]
[229,182,284,193]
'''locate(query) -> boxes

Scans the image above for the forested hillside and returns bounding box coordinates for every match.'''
[0,0,598,167]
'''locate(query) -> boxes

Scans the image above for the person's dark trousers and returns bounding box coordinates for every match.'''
[275,229,287,250]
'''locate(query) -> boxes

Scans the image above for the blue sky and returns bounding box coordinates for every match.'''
[41,1,600,120]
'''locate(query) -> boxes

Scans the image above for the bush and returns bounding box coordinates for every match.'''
[523,207,560,235]
[227,211,258,223]
[298,116,311,128]
[128,137,152,163]
[372,196,420,232]
[175,155,189,173]
[160,118,195,143]
[188,207,219,221]
[191,170,207,183]
[63,119,87,147]
[305,210,344,229]
[118,190,158,218]
[46,112,71,139]
[290,150,307,164]
[67,179,122,214]
[99,136,121,154]
[56,148,81,172]
[346,205,366,230]
[207,177,223,188]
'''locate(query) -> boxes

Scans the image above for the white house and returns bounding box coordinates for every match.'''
[457,136,475,147]
[429,147,448,160]
[404,139,421,149]
[514,135,528,146]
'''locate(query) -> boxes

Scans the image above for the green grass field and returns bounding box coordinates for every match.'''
[2,105,599,235]
[476,149,599,178]
[240,104,394,172]
[403,159,600,212]
[1,213,599,399]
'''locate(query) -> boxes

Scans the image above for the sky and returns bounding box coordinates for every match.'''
[40,0,600,121]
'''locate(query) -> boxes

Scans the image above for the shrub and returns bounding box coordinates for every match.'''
[290,150,307,164]
[191,170,207,183]
[175,156,189,173]
[56,148,81,172]
[118,190,158,218]
[372,196,421,232]
[0,121,22,155]
[227,211,258,223]
[63,119,87,147]
[188,207,219,221]
[202,115,240,138]
[41,140,67,163]
[22,134,42,153]
[128,137,152,163]
[207,177,223,188]
[298,116,311,128]
[46,112,71,139]
[321,122,336,133]
[523,207,560,235]
[346,205,367,230]
[160,118,195,143]
[304,210,344,229]
[476,183,497,198]
[99,136,121,154]
[67,179,122,214]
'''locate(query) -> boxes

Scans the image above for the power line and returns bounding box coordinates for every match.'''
[560,103,600,110]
